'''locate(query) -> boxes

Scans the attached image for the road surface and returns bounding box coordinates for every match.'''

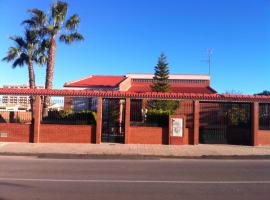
[0,156,270,200]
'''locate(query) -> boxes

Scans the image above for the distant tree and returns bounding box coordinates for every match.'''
[151,53,170,92]
[256,90,270,96]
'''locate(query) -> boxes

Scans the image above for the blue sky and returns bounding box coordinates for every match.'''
[0,0,269,94]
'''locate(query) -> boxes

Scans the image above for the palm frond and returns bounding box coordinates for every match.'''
[65,14,80,31]
[12,53,28,68]
[34,39,49,61]
[37,54,47,66]
[40,39,51,50]
[52,1,68,25]
[59,32,84,44]
[25,30,39,44]
[10,36,27,48]
[29,9,47,27]
[21,19,36,27]
[12,58,25,68]
[2,47,20,62]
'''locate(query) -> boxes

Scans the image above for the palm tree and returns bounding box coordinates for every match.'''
[2,29,46,112]
[23,1,84,116]
[2,30,44,89]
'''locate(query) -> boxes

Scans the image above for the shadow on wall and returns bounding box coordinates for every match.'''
[91,126,96,143]
[162,127,169,144]
[0,115,7,123]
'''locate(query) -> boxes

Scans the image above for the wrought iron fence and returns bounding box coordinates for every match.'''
[41,96,96,125]
[130,98,181,127]
[199,102,251,145]
[259,103,270,130]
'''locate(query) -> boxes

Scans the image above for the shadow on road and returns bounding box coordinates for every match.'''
[0,181,34,189]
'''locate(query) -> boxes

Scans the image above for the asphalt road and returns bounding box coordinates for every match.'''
[0,156,270,200]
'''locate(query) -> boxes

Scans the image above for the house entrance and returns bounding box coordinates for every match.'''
[101,98,125,143]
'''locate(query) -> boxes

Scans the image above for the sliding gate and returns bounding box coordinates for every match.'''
[101,98,126,143]
[199,102,252,145]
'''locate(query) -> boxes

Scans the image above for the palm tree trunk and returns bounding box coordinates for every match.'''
[42,34,57,118]
[28,59,36,124]
[28,59,35,89]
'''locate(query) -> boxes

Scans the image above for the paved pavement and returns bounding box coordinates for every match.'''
[0,142,270,158]
[0,157,270,200]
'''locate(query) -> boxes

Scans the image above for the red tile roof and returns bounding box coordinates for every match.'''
[64,75,217,94]
[127,83,217,94]
[64,76,126,88]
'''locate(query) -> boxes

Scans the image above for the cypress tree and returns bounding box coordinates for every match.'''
[151,53,170,92]
[148,53,179,114]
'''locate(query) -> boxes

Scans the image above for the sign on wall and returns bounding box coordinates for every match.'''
[0,132,8,138]
[170,118,184,137]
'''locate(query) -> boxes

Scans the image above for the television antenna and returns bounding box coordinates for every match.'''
[206,48,213,75]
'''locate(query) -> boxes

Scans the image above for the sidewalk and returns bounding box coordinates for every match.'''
[1,142,270,159]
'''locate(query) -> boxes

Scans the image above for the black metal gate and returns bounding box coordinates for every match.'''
[199,102,252,145]
[101,98,125,143]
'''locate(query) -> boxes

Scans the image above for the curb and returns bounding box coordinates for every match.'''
[1,152,270,160]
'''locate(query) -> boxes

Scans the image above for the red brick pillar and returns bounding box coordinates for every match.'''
[252,102,259,146]
[95,97,102,144]
[64,96,72,110]
[125,98,131,144]
[193,100,200,145]
[33,96,41,143]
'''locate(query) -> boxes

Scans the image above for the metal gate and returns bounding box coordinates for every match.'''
[101,98,125,143]
[199,102,252,145]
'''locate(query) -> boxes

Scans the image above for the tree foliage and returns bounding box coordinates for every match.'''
[23,1,84,117]
[151,53,170,92]
[148,53,179,114]
[2,30,45,69]
[22,1,84,88]
[256,90,270,96]
[2,29,46,89]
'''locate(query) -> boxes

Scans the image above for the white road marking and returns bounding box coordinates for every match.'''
[0,178,269,184]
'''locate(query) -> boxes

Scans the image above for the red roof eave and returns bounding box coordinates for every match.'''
[0,88,270,102]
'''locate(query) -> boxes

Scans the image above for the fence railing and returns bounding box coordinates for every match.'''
[41,96,97,125]
[259,103,270,130]
[130,99,182,127]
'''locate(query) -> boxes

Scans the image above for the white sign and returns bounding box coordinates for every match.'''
[0,132,8,138]
[171,118,183,137]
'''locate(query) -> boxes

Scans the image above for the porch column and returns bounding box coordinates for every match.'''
[193,100,200,145]
[125,98,131,144]
[32,96,41,143]
[96,97,102,144]
[252,102,259,146]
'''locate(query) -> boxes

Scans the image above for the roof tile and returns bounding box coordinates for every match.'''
[64,75,126,88]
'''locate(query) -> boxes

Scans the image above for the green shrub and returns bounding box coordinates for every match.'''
[147,100,179,114]
[144,100,180,127]
[145,109,171,127]
[43,110,97,125]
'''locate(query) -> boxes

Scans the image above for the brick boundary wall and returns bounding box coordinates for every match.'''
[0,89,269,146]
[169,128,190,145]
[0,123,31,142]
[129,126,168,144]
[39,124,95,143]
[257,130,270,145]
